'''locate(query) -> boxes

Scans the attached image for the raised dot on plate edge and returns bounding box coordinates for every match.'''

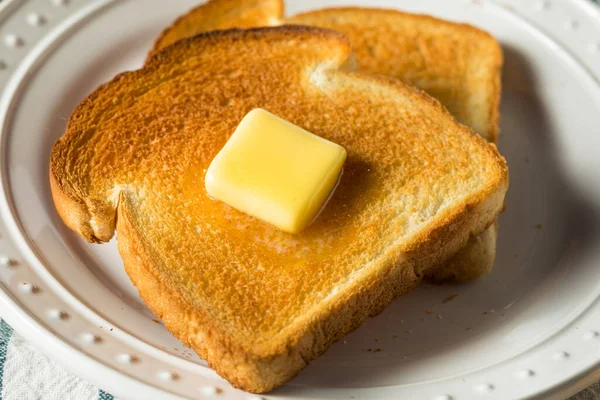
[535,0,551,10]
[117,353,137,364]
[26,13,46,26]
[584,331,599,340]
[0,257,16,266]
[47,309,68,320]
[4,34,23,48]
[200,386,222,396]
[553,351,570,360]
[515,369,535,379]
[474,383,494,394]
[158,371,178,381]
[19,282,37,293]
[82,333,101,344]
[563,19,578,30]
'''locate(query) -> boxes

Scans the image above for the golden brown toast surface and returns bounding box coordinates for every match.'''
[148,0,504,283]
[51,27,507,392]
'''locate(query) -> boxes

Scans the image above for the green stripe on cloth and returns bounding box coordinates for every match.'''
[0,320,13,400]
[98,389,114,400]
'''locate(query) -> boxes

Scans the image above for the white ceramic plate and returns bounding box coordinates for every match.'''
[1,0,600,399]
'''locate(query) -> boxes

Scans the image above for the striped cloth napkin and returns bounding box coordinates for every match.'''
[0,0,599,398]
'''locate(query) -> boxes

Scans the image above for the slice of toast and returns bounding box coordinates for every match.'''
[50,27,508,392]
[148,0,503,282]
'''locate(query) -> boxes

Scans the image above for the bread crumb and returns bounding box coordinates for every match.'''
[482,312,488,315]
[343,340,347,344]
[109,328,113,332]
[465,328,471,331]
[437,314,443,320]
[403,355,408,359]
[405,329,413,334]
[425,309,432,315]
[152,319,160,324]
[536,224,542,229]
[373,348,382,353]
[442,293,459,304]
[375,337,381,342]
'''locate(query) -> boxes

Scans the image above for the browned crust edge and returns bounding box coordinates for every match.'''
[148,0,286,62]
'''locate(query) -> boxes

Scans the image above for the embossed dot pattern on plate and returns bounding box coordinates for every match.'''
[200,386,222,396]
[27,13,46,26]
[81,333,101,344]
[535,0,551,10]
[553,351,570,361]
[0,0,597,399]
[19,282,37,294]
[473,383,495,394]
[564,19,579,30]
[158,371,178,382]
[4,34,24,48]
[583,331,599,340]
[515,369,535,379]
[47,309,68,320]
[0,257,16,266]
[117,353,137,364]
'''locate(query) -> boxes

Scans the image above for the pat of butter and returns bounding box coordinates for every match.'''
[205,108,346,234]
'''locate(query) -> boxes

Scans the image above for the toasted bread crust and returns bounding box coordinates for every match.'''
[51,27,508,392]
[426,221,498,282]
[149,0,285,62]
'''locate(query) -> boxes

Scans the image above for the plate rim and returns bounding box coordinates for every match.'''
[0,0,599,399]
